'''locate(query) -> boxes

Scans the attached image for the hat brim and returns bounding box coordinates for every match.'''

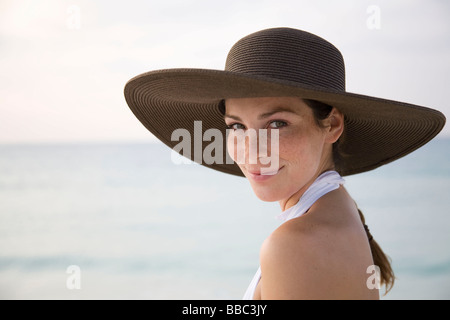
[124,68,446,176]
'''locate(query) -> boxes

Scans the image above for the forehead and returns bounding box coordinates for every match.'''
[225,97,310,116]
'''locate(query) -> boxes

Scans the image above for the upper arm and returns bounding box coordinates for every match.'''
[259,225,343,300]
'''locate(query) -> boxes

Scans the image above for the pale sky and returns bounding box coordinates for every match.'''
[1,0,449,144]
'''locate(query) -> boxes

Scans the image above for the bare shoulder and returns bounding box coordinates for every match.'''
[259,218,336,299]
[259,191,378,299]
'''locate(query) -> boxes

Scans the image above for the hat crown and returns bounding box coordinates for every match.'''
[225,28,346,91]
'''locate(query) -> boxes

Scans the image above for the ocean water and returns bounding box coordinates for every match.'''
[0,138,449,300]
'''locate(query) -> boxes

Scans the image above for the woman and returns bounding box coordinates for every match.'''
[124,28,445,299]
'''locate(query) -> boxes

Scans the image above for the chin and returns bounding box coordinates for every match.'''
[249,183,286,202]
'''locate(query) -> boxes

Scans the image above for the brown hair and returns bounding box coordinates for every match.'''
[304,99,395,294]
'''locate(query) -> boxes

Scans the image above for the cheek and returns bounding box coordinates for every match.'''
[278,129,324,167]
[226,132,248,169]
[226,132,238,163]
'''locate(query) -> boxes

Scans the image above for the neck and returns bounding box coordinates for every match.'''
[279,165,336,212]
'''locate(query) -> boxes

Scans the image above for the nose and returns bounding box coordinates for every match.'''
[228,128,272,166]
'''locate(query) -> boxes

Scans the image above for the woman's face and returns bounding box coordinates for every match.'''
[224,97,341,208]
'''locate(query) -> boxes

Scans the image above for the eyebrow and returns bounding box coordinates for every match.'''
[224,106,300,121]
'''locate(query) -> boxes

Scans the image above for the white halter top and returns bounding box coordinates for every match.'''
[242,170,345,300]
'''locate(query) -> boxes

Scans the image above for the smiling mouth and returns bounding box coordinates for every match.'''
[246,166,284,180]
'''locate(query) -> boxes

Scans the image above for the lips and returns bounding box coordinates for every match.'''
[246,166,284,181]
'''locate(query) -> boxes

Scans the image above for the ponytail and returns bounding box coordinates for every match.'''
[357,206,395,294]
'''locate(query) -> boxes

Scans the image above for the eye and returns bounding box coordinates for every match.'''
[268,120,287,129]
[227,123,246,130]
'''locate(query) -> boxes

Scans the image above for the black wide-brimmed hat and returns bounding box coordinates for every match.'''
[124,27,445,176]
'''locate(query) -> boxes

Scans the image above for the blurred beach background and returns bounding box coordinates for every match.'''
[1,0,449,299]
